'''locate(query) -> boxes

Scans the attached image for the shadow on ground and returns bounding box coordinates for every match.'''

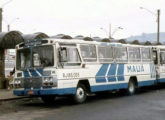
[1,84,165,115]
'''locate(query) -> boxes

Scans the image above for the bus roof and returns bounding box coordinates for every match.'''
[16,38,152,48]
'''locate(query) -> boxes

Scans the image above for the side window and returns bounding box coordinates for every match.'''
[114,47,128,62]
[160,50,165,64]
[128,47,140,62]
[98,46,113,63]
[67,48,81,63]
[80,45,97,62]
[59,47,81,66]
[141,48,151,62]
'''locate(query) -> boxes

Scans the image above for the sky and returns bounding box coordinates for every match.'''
[0,0,165,39]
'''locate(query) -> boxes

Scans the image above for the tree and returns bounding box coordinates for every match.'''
[118,39,127,44]
[101,38,110,42]
[61,35,72,39]
[156,42,162,45]
[83,37,93,41]
[132,40,140,45]
[144,41,152,45]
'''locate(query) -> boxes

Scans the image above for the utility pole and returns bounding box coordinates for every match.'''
[157,9,160,44]
[7,24,10,31]
[140,7,161,44]
[109,24,111,39]
[0,8,2,32]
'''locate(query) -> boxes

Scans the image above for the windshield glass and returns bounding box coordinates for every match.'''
[32,46,54,67]
[16,48,31,70]
[16,45,54,70]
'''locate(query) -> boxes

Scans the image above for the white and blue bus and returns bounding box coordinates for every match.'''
[13,38,161,104]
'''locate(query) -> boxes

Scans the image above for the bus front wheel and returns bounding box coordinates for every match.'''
[73,84,87,104]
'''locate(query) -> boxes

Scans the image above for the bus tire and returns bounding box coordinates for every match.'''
[73,84,87,104]
[41,95,56,104]
[127,80,136,95]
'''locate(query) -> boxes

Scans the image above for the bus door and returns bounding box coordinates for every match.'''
[58,44,82,79]
[152,49,159,80]
[158,49,165,82]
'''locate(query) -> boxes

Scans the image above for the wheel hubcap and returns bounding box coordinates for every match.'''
[129,82,134,93]
[76,87,84,99]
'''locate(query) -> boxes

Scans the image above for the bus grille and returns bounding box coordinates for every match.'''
[24,77,42,89]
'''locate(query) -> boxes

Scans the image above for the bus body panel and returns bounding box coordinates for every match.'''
[13,39,159,97]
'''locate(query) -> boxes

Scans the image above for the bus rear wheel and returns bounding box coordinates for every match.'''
[127,80,136,95]
[41,95,56,104]
[73,84,87,104]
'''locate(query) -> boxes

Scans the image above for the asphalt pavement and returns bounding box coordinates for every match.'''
[1,85,165,120]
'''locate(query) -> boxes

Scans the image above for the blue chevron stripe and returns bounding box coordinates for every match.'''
[117,64,125,81]
[107,63,117,82]
[96,64,109,83]
[23,70,30,78]
[36,68,43,76]
[29,68,39,77]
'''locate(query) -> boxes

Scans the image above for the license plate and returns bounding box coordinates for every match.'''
[28,90,34,95]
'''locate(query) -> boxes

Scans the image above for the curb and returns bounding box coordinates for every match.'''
[0,96,29,102]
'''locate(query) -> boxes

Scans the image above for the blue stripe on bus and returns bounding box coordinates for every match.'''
[107,63,117,82]
[13,80,157,96]
[29,68,39,77]
[91,83,128,92]
[138,80,156,87]
[117,64,124,81]
[13,88,77,96]
[23,70,30,78]
[96,64,109,83]
[157,78,165,83]
[36,68,43,76]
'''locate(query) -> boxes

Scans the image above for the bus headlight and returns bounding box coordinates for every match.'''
[43,76,57,87]
[14,79,23,88]
[44,77,49,83]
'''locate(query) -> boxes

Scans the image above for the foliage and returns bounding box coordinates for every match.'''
[118,39,127,44]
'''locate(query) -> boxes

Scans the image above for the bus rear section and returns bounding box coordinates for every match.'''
[152,46,165,83]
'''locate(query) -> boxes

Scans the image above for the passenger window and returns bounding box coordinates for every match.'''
[80,45,97,62]
[160,50,165,64]
[59,47,81,66]
[141,48,151,62]
[114,47,128,62]
[128,47,140,62]
[98,46,113,63]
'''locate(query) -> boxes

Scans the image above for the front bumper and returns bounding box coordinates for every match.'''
[13,88,76,96]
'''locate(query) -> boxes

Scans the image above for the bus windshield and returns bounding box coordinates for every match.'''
[32,46,54,67]
[16,48,31,70]
[16,45,54,70]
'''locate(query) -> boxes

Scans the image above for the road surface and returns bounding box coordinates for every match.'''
[1,85,165,120]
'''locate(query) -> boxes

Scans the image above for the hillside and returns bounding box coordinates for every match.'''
[126,32,165,43]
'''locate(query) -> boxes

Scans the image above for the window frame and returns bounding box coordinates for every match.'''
[128,47,141,62]
[160,49,165,64]
[114,47,128,63]
[97,45,113,63]
[58,45,81,67]
[80,44,97,62]
[141,48,152,62]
